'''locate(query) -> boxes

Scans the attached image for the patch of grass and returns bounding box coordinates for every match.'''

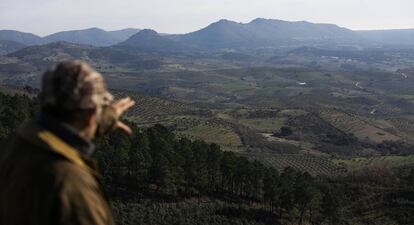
[177,123,242,147]
[239,118,285,132]
[332,155,414,171]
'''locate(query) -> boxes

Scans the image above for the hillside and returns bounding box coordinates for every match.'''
[0,40,26,55]
[0,90,412,225]
[45,27,140,46]
[0,30,46,45]
[174,18,368,50]
[1,41,161,73]
[116,29,195,52]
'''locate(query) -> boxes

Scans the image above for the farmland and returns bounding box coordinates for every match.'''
[1,40,414,177]
[245,153,347,176]
[333,155,414,171]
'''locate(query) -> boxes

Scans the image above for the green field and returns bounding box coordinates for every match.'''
[333,155,414,171]
[238,118,285,132]
[173,118,243,147]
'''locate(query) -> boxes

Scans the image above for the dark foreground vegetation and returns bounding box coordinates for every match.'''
[1,92,413,225]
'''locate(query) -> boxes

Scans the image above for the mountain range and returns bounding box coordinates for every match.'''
[172,18,365,49]
[1,18,414,54]
[0,27,140,48]
[115,18,370,51]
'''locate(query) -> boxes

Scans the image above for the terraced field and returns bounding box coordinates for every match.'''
[333,155,414,171]
[112,90,205,125]
[173,117,243,148]
[244,153,347,176]
[318,109,400,143]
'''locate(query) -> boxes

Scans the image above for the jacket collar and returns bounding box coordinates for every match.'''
[37,113,95,155]
[17,122,100,176]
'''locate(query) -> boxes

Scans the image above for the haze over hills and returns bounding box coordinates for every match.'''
[0,27,141,47]
[357,29,414,46]
[2,18,414,53]
[118,18,369,51]
[173,18,366,49]
[45,27,141,46]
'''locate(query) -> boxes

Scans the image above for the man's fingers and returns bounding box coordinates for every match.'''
[110,97,135,135]
[121,99,135,110]
[116,121,133,135]
[116,100,135,114]
[111,97,135,115]
[113,97,132,107]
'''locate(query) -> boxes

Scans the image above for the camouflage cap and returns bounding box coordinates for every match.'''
[40,60,113,110]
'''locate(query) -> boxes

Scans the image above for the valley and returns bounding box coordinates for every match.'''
[1,18,414,176]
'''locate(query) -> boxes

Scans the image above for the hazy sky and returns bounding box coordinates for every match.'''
[1,0,413,36]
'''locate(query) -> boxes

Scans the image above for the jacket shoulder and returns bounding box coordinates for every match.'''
[50,160,114,225]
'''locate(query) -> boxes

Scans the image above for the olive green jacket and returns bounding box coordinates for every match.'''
[0,124,114,225]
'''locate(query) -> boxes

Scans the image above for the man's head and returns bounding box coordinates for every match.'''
[40,61,113,139]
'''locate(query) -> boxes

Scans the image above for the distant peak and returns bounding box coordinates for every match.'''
[86,27,102,30]
[218,19,231,23]
[76,27,105,32]
[138,29,158,35]
[213,19,238,25]
[249,18,283,24]
[250,18,267,23]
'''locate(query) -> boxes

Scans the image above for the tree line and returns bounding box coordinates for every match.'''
[97,123,346,225]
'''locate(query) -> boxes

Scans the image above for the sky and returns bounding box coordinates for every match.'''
[1,0,413,36]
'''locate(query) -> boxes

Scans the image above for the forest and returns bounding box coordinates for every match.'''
[1,92,413,225]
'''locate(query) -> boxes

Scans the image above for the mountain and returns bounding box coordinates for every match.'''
[174,18,367,50]
[0,30,46,45]
[176,19,255,49]
[0,40,26,55]
[357,29,414,46]
[116,29,194,52]
[45,27,140,46]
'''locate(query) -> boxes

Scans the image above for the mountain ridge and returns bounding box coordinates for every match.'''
[44,27,141,46]
[1,18,414,51]
[0,27,141,47]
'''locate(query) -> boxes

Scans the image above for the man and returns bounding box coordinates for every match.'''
[0,61,135,225]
